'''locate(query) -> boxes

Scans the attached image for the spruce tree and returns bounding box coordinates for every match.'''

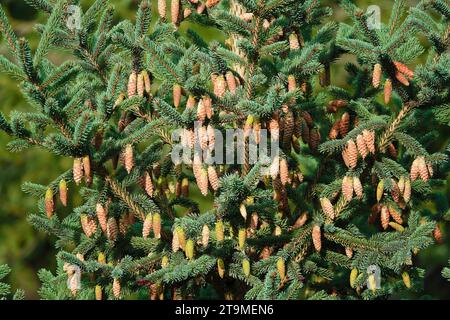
[0,0,448,300]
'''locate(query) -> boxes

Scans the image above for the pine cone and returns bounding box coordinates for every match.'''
[173,84,182,108]
[433,224,443,244]
[82,155,91,185]
[277,258,286,281]
[342,176,354,201]
[288,75,296,92]
[186,94,196,109]
[73,158,84,185]
[137,72,144,97]
[376,179,384,202]
[253,120,261,144]
[217,258,225,278]
[410,158,420,181]
[388,143,398,159]
[184,7,192,18]
[384,79,392,104]
[320,198,335,220]
[196,2,206,14]
[202,224,210,248]
[123,144,134,174]
[393,61,414,79]
[185,239,194,260]
[242,259,251,277]
[206,0,220,8]
[289,33,300,50]
[95,285,102,300]
[144,171,154,197]
[45,188,54,219]
[293,212,308,229]
[207,165,219,191]
[356,134,368,159]
[158,0,166,18]
[182,177,189,197]
[395,71,410,86]
[171,0,180,26]
[112,278,121,298]
[362,130,376,154]
[340,112,350,137]
[96,203,108,232]
[389,206,403,224]
[403,177,411,203]
[372,63,382,88]
[250,212,259,230]
[172,229,180,252]
[142,70,151,94]
[143,213,152,239]
[417,156,429,181]
[196,167,209,196]
[346,140,358,169]
[239,203,247,220]
[350,176,362,200]
[380,206,390,230]
[197,99,206,123]
[283,111,294,150]
[225,71,237,94]
[329,119,340,139]
[279,158,289,186]
[309,128,321,152]
[238,228,246,250]
[207,124,215,150]
[342,149,350,168]
[152,213,161,239]
[127,71,137,98]
[312,225,322,252]
[203,96,213,119]
[59,179,68,207]
[215,220,224,242]
[214,74,226,98]
[342,247,352,260]
[106,217,118,241]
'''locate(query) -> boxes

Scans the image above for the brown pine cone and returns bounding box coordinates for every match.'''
[144,171,154,197]
[353,176,363,199]
[362,130,375,154]
[320,198,335,219]
[106,217,118,241]
[384,79,392,104]
[208,165,219,191]
[137,72,144,97]
[143,213,152,239]
[172,229,180,252]
[417,156,429,181]
[203,96,213,119]
[279,158,289,186]
[59,179,68,207]
[142,70,151,94]
[197,167,209,196]
[73,158,84,185]
[356,134,368,159]
[158,0,166,19]
[225,71,237,94]
[152,213,161,239]
[388,143,398,159]
[389,206,403,224]
[171,0,180,26]
[393,61,414,79]
[96,203,108,233]
[312,225,322,252]
[309,128,321,151]
[403,177,411,203]
[127,72,137,98]
[342,176,354,202]
[372,63,382,88]
[173,84,182,108]
[340,112,350,137]
[82,155,91,185]
[380,206,390,230]
[214,74,226,98]
[433,224,443,244]
[202,224,210,248]
[197,99,206,122]
[123,144,134,174]
[112,278,121,298]
[345,247,353,259]
[329,119,340,139]
[346,140,358,169]
[410,158,420,181]
[395,71,410,86]
[289,33,300,50]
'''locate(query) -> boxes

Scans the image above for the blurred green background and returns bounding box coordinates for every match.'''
[0,0,448,299]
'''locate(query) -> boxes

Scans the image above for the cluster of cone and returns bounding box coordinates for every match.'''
[372,61,414,104]
[158,0,222,27]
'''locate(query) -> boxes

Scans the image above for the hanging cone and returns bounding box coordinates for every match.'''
[144,171,154,197]
[283,111,294,150]
[346,140,358,169]
[208,165,219,191]
[293,212,308,229]
[158,0,166,19]
[112,278,121,298]
[250,212,259,230]
[340,112,350,137]
[362,130,376,154]
[171,0,180,26]
[356,134,368,159]
[289,33,300,50]
[395,71,410,86]
[183,7,192,18]
[309,128,321,152]
[137,72,144,97]
[106,217,118,241]
[342,149,350,168]
[393,61,414,79]
[410,158,420,181]
[376,179,384,202]
[206,0,220,8]
[345,247,353,259]
[417,157,429,181]
[353,176,363,199]
[277,258,286,281]
[242,259,251,277]
[197,99,206,122]
[197,167,209,196]
[73,158,83,185]
[82,156,91,185]
[320,198,335,219]
[203,96,213,119]
[217,258,225,278]
[95,285,102,300]
[312,225,322,252]
[238,228,246,250]
[185,239,194,260]
[181,177,189,197]
[433,225,443,244]
[172,84,182,108]
[239,203,247,220]
[329,119,340,139]
[177,228,186,250]
[253,120,261,144]
[372,63,382,88]
[202,224,210,247]
[389,206,403,224]
[45,188,54,219]
[123,144,134,174]
[225,71,237,94]
[143,213,152,239]
[269,155,280,180]
[279,158,289,186]
[384,79,392,104]
[402,271,411,288]
[350,268,358,288]
[215,220,224,242]
[172,229,180,252]
[96,203,108,232]
[403,177,411,203]
[142,70,151,94]
[127,72,137,98]
[215,75,226,98]
[186,95,196,109]
[380,206,390,230]
[342,176,354,202]
[152,213,161,239]
[288,74,296,92]
[59,179,68,207]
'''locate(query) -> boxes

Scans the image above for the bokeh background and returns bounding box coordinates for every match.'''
[0,0,448,299]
